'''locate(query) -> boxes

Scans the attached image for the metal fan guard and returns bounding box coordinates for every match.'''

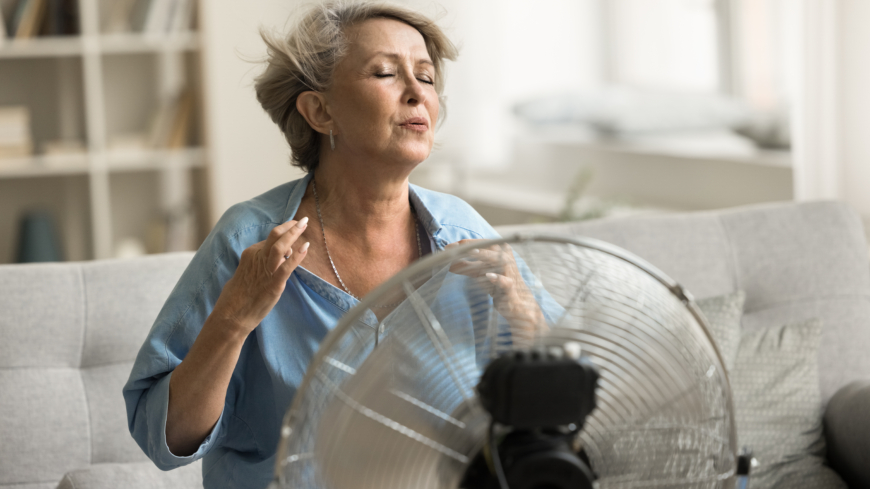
[271,234,738,489]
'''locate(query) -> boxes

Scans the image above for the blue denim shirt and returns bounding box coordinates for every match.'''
[122,174,504,488]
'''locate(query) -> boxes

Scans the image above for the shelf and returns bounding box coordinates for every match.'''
[0,32,199,59]
[0,148,204,178]
[0,153,89,178]
[1,0,209,261]
[577,140,793,168]
[99,32,200,54]
[0,37,83,58]
[107,147,205,172]
[516,130,792,168]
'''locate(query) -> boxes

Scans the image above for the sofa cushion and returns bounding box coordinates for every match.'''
[0,368,90,486]
[0,253,195,488]
[497,201,870,404]
[732,319,844,488]
[81,363,150,464]
[696,290,745,372]
[0,264,84,368]
[81,257,192,368]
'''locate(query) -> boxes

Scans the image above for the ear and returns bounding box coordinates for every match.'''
[296,91,334,135]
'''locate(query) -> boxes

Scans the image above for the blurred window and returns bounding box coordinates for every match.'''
[603,0,797,112]
[605,0,721,93]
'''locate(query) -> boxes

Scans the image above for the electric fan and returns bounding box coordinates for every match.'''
[269,235,739,488]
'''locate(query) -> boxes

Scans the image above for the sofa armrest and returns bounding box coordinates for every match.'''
[824,380,870,487]
[56,461,202,489]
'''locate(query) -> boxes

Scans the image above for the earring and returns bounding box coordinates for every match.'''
[329,130,335,151]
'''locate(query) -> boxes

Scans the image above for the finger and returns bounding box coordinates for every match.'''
[485,272,515,291]
[445,239,483,249]
[449,258,507,278]
[469,248,504,265]
[448,247,504,268]
[272,240,310,285]
[264,217,307,250]
[267,217,309,272]
[450,258,492,275]
[449,259,481,275]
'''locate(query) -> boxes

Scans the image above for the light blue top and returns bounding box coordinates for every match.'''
[122,174,506,488]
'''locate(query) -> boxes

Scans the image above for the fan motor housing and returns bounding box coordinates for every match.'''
[500,430,595,489]
[477,350,599,429]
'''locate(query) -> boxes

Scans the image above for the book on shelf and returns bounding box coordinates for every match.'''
[167,89,192,148]
[41,0,78,36]
[148,89,192,149]
[3,0,77,38]
[102,0,137,33]
[13,0,46,39]
[128,0,150,32]
[5,0,26,38]
[0,106,33,161]
[168,0,193,33]
[101,0,192,35]
[0,4,7,40]
[42,139,85,156]
[144,0,192,34]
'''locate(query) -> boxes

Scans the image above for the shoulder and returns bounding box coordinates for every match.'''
[410,184,501,245]
[205,178,308,256]
[214,179,302,240]
[185,178,304,275]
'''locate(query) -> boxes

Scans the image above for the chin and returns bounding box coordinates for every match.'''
[389,145,433,167]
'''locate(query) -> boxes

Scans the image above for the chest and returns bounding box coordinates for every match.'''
[299,229,421,300]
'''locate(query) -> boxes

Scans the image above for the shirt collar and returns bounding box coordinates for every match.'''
[281,173,444,248]
[281,172,313,223]
[280,173,443,326]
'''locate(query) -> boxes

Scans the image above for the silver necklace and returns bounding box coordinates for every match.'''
[312,179,422,308]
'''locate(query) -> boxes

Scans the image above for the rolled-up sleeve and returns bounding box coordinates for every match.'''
[142,372,227,469]
[123,204,250,471]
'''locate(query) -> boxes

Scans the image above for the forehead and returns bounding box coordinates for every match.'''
[344,17,430,60]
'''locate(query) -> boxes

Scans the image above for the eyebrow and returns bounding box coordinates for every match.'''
[368,51,434,67]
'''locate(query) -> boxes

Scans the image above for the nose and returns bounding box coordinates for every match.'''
[402,74,427,106]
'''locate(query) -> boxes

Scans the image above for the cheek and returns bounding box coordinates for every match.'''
[430,99,440,127]
[336,85,389,123]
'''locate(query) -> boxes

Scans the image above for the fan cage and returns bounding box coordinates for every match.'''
[271,234,738,489]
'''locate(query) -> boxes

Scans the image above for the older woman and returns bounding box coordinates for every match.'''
[124,2,543,488]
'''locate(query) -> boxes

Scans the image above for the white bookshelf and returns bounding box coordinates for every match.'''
[0,0,209,263]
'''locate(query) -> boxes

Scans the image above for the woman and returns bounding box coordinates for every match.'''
[124,2,542,488]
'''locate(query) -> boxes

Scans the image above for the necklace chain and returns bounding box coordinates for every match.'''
[312,179,422,308]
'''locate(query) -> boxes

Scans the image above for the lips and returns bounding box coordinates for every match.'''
[399,117,429,131]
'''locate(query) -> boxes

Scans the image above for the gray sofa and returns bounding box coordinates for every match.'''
[1,200,868,488]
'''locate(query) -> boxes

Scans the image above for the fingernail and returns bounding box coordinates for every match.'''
[301,241,310,252]
[296,217,309,228]
[486,272,497,281]
[471,248,479,254]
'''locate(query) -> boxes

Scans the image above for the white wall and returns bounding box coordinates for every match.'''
[794,0,870,238]
[198,0,601,218]
[199,0,306,225]
[839,0,870,234]
[429,0,601,168]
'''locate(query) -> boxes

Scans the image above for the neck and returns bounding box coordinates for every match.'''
[311,157,415,241]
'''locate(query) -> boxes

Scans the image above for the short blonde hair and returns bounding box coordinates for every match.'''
[254,1,458,172]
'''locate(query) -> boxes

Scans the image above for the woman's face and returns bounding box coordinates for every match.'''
[326,18,439,168]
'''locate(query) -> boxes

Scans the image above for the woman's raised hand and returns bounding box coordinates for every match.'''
[212,218,310,336]
[446,239,547,344]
